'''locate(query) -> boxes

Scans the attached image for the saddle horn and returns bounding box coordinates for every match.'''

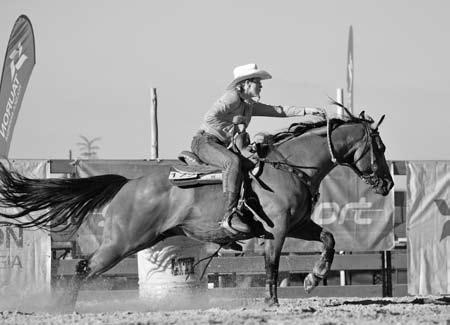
[232,115,247,126]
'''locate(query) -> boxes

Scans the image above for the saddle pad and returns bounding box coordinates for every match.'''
[168,166,222,187]
[172,164,221,174]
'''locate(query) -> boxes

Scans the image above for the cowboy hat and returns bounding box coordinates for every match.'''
[226,63,272,90]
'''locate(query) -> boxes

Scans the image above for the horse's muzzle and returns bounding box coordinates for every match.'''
[376,178,394,196]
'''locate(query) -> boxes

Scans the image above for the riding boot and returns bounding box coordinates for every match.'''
[220,191,251,234]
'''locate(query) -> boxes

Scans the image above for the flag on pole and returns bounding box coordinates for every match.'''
[0,15,36,157]
[346,25,354,113]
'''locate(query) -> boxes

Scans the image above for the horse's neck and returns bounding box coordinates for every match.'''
[274,133,334,192]
[273,122,365,193]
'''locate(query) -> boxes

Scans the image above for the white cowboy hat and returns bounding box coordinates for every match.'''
[226,63,272,90]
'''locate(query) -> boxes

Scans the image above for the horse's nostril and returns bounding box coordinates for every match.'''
[383,179,394,193]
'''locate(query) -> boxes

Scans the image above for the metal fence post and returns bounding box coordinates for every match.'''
[381,251,393,297]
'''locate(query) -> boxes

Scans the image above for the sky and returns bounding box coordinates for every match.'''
[0,0,449,161]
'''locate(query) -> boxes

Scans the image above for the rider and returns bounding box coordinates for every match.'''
[191,63,325,235]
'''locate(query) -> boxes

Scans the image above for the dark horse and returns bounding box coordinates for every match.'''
[0,107,393,307]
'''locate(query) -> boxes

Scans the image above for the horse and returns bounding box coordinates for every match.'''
[0,107,393,307]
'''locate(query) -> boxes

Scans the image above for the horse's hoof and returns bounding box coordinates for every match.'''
[264,297,280,307]
[304,273,320,293]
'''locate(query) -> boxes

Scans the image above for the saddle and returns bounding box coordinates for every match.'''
[168,132,269,188]
[168,153,223,187]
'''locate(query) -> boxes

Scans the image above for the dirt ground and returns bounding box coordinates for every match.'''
[0,294,448,325]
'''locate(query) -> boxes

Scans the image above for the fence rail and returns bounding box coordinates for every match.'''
[53,253,406,277]
[52,251,407,297]
[208,253,406,274]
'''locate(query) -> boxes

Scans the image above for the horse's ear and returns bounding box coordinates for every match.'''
[373,114,385,130]
[359,111,366,119]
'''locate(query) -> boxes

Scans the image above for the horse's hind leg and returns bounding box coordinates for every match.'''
[59,258,92,311]
[80,231,170,278]
[287,219,335,293]
[60,239,158,311]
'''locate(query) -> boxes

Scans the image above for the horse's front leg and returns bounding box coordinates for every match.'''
[287,219,335,293]
[263,230,286,306]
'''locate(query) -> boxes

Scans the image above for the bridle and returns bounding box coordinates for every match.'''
[256,102,386,197]
[326,110,385,189]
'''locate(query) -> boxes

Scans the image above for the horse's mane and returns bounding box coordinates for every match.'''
[270,120,328,144]
[269,118,350,146]
[265,100,376,147]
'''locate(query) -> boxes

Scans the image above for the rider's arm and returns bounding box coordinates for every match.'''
[252,102,324,117]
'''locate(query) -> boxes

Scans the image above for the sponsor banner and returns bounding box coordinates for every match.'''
[281,165,395,252]
[0,16,36,156]
[407,161,449,295]
[0,160,50,297]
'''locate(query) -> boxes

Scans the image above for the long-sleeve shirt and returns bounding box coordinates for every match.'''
[200,89,314,145]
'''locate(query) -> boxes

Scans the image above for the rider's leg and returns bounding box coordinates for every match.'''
[222,192,251,234]
[191,132,250,233]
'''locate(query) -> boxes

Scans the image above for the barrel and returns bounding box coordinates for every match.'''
[137,236,208,300]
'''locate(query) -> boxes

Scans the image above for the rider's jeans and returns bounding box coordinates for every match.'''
[191,131,242,193]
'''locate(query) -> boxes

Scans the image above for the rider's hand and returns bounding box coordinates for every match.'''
[305,107,327,118]
[236,124,246,133]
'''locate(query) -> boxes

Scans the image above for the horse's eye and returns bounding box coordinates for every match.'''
[372,162,379,172]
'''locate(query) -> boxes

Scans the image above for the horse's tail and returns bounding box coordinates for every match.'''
[0,162,129,232]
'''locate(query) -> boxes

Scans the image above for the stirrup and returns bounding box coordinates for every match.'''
[220,209,250,235]
[223,242,243,251]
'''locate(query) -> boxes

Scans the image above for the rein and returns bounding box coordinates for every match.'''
[258,155,320,206]
[188,244,223,281]
[259,153,317,185]
[257,119,331,196]
[257,146,321,206]
[326,116,337,163]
